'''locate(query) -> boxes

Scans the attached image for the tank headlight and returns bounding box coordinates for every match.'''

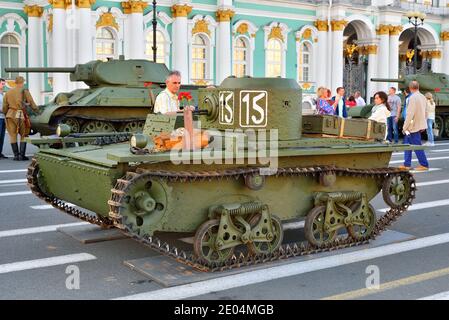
[56,124,71,137]
[130,134,148,149]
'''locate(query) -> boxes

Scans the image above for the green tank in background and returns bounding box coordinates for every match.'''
[26,76,422,271]
[353,73,449,139]
[5,57,201,135]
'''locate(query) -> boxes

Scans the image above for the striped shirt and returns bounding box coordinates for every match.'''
[154,88,179,114]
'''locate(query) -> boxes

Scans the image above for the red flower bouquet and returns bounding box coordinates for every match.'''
[178,91,193,110]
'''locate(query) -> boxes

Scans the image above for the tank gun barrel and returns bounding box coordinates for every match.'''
[370,78,406,83]
[4,67,76,73]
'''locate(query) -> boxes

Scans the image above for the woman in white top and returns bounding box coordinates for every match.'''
[425,92,436,146]
[369,91,391,124]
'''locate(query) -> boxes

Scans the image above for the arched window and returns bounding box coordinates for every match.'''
[145,30,166,64]
[96,27,116,61]
[298,42,311,82]
[0,34,19,79]
[192,34,208,82]
[266,39,282,77]
[233,37,249,77]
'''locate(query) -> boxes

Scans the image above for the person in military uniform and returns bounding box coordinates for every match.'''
[2,76,39,160]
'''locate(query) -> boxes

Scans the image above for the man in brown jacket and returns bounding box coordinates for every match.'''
[2,76,39,160]
[400,80,429,171]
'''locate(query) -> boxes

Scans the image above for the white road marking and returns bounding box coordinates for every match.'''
[379,199,449,213]
[0,253,96,274]
[0,183,27,188]
[115,232,449,300]
[409,168,441,173]
[416,179,449,187]
[0,179,27,185]
[431,148,449,153]
[390,156,449,164]
[434,142,449,146]
[0,169,27,174]
[30,203,75,210]
[0,222,88,238]
[418,290,449,300]
[0,191,31,197]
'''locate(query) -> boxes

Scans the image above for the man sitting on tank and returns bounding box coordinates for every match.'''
[154,70,194,115]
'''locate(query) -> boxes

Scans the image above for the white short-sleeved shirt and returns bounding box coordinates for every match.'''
[355,96,366,106]
[154,88,179,114]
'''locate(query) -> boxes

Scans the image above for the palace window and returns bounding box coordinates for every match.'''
[191,34,208,82]
[0,34,19,79]
[233,37,249,77]
[266,38,282,77]
[96,27,116,61]
[145,30,166,64]
[298,42,311,82]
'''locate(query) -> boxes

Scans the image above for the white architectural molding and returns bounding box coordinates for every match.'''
[263,22,291,50]
[144,11,174,28]
[346,14,376,39]
[401,22,440,46]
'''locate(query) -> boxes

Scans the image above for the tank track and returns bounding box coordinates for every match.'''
[27,159,416,272]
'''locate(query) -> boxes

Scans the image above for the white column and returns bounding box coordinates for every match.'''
[443,34,449,75]
[24,5,44,104]
[315,20,328,88]
[171,4,192,80]
[389,29,400,89]
[122,1,147,59]
[216,9,234,85]
[377,25,390,92]
[330,20,345,94]
[366,45,378,101]
[52,4,68,95]
[431,51,442,73]
[129,13,144,59]
[77,4,93,63]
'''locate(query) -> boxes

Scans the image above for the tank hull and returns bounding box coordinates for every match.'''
[34,148,390,233]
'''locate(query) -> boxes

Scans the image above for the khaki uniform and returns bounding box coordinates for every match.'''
[2,87,38,143]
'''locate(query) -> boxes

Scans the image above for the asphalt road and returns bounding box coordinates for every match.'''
[1,136,449,300]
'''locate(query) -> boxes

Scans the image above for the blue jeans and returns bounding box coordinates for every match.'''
[403,132,429,167]
[0,118,5,155]
[426,118,434,144]
[386,116,399,143]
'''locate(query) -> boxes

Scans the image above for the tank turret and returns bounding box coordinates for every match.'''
[371,73,449,138]
[3,57,202,135]
[5,56,169,87]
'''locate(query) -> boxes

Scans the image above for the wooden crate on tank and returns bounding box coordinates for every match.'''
[302,115,386,141]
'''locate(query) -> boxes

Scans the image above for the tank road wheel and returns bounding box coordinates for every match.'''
[347,203,376,240]
[61,118,81,133]
[247,214,283,255]
[382,173,413,209]
[194,219,235,265]
[81,121,116,133]
[117,176,169,236]
[444,117,449,138]
[120,121,145,133]
[304,206,338,247]
[434,115,444,139]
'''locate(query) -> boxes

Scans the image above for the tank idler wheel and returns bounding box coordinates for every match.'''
[120,121,145,133]
[247,214,283,255]
[304,206,338,247]
[61,118,81,133]
[382,173,412,209]
[193,219,235,265]
[434,115,444,139]
[346,202,376,240]
[81,120,116,134]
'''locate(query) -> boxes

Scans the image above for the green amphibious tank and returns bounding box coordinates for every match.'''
[355,73,449,139]
[26,77,422,270]
[5,57,200,135]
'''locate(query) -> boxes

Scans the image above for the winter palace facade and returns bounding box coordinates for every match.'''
[1,0,449,106]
